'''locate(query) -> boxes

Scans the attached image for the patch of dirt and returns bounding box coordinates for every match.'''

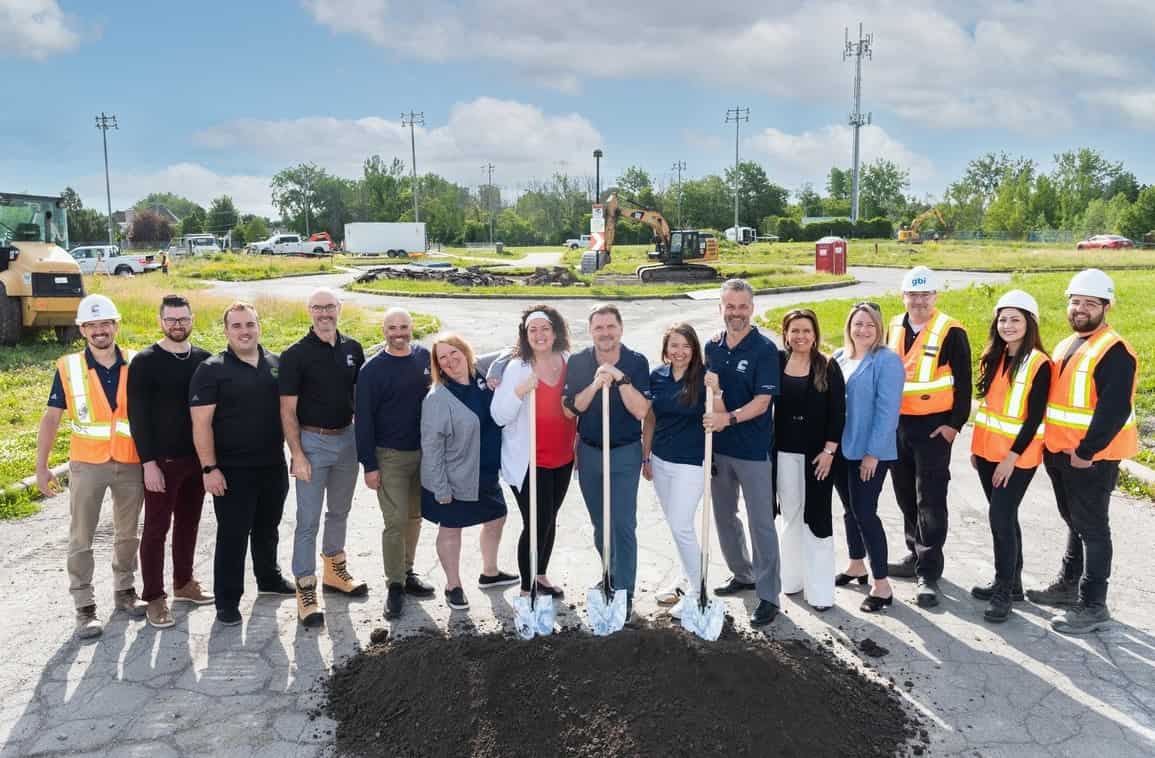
[326,627,919,757]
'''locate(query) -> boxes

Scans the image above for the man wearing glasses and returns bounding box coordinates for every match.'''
[127,295,213,628]
[279,287,367,627]
[886,266,972,607]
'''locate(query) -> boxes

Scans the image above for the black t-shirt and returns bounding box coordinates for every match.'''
[189,346,284,467]
[563,346,651,448]
[278,329,365,429]
[127,343,212,462]
[775,373,811,454]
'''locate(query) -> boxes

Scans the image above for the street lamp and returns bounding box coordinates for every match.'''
[593,149,603,202]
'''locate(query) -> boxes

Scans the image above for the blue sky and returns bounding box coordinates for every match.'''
[4,0,1154,218]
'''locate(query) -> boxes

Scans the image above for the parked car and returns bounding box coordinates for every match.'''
[166,235,222,257]
[1076,235,1135,250]
[564,234,592,249]
[252,234,331,256]
[69,245,161,275]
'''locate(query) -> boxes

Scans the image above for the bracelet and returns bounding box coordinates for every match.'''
[642,457,651,464]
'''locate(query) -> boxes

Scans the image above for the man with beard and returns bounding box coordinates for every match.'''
[190,302,294,626]
[280,287,366,628]
[886,266,971,608]
[703,279,782,626]
[355,308,435,620]
[127,295,213,628]
[1028,269,1137,634]
[36,294,147,639]
[563,304,652,618]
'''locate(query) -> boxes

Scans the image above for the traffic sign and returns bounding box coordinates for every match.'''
[589,232,605,251]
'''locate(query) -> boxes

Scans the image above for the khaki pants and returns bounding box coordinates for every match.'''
[374,448,423,584]
[68,460,145,609]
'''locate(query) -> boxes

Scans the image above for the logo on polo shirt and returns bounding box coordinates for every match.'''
[346,354,356,367]
[269,367,279,378]
[736,359,749,373]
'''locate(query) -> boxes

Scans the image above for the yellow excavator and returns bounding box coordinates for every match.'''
[598,193,720,282]
[897,207,947,244]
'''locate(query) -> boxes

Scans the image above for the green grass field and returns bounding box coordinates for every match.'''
[172,253,337,281]
[0,276,438,519]
[758,270,1155,437]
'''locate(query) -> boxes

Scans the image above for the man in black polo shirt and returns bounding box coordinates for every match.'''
[190,302,294,626]
[704,278,782,626]
[280,287,366,628]
[563,304,651,616]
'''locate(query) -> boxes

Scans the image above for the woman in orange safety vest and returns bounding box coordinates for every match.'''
[969,289,1052,624]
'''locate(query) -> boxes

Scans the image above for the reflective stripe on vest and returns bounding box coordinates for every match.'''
[889,310,961,414]
[972,349,1047,468]
[59,349,139,464]
[1044,329,1138,460]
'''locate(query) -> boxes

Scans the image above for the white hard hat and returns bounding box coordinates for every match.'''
[902,266,938,293]
[1065,268,1115,303]
[75,294,122,325]
[994,289,1039,319]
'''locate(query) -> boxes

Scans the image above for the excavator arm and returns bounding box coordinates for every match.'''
[601,193,671,254]
[910,207,946,234]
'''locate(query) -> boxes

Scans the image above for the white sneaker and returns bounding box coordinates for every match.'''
[669,594,700,620]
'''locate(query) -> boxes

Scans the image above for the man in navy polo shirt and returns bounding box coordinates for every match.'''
[704,278,782,626]
[563,304,651,616]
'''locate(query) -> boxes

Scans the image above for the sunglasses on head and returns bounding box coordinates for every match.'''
[854,301,881,312]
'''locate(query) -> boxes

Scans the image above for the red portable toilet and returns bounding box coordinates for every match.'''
[815,236,847,275]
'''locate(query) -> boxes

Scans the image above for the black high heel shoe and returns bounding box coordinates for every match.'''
[860,594,893,613]
[835,572,869,587]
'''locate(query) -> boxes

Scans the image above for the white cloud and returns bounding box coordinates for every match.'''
[302,0,1155,132]
[0,0,85,59]
[192,97,604,190]
[72,163,275,218]
[747,124,934,192]
[1084,90,1155,127]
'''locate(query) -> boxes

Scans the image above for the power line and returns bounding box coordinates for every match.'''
[843,22,873,223]
[671,160,686,230]
[725,106,749,236]
[95,112,118,245]
[401,111,425,223]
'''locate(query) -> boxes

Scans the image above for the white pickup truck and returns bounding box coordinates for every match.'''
[69,245,162,275]
[564,234,591,250]
[252,234,331,256]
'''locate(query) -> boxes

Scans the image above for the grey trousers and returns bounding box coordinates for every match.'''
[291,428,359,578]
[68,460,145,609]
[711,453,781,603]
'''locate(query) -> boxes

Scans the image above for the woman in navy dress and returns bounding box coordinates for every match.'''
[420,333,515,611]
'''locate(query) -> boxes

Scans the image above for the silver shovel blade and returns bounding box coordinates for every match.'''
[586,587,628,636]
[681,597,725,641]
[513,595,537,640]
[533,596,556,637]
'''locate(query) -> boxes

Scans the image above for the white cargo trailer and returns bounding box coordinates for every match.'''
[344,222,426,257]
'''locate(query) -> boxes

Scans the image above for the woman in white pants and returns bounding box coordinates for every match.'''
[774,309,846,611]
[642,323,712,619]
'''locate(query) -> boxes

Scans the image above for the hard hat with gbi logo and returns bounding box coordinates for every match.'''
[75,294,122,325]
[901,266,938,293]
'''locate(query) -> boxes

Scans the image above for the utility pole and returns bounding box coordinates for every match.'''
[95,112,118,245]
[304,172,311,237]
[593,149,603,202]
[671,160,686,230]
[725,107,749,237]
[401,111,424,223]
[482,163,495,246]
[844,22,873,223]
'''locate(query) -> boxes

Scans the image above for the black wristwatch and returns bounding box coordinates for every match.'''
[616,374,632,386]
[202,464,218,475]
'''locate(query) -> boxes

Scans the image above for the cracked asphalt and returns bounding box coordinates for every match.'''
[2,266,1152,757]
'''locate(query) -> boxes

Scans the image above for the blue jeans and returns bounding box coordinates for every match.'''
[577,440,642,597]
[292,428,359,578]
[833,454,891,580]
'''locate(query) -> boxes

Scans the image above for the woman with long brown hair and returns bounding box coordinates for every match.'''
[970,290,1051,623]
[642,322,712,619]
[773,309,845,611]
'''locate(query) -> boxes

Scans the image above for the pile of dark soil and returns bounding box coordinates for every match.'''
[326,627,921,757]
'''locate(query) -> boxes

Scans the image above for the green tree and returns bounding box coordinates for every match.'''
[176,206,206,236]
[1051,148,1125,229]
[615,166,658,208]
[61,186,83,213]
[1119,186,1155,241]
[858,159,910,219]
[230,223,247,248]
[206,196,239,235]
[983,163,1035,238]
[826,167,851,200]
[795,183,824,216]
[271,163,329,233]
[128,209,171,243]
[243,216,270,244]
[134,192,203,221]
[723,161,788,226]
[67,208,107,245]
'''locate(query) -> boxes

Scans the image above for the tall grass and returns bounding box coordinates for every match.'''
[172,253,336,281]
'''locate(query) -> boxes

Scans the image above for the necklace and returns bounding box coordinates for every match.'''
[165,343,193,361]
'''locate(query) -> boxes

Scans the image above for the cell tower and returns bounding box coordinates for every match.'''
[843,23,872,223]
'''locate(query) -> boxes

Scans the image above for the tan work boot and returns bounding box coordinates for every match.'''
[114,588,147,618]
[146,597,175,628]
[173,579,215,605]
[75,605,102,639]
[322,551,368,596]
[296,576,324,627]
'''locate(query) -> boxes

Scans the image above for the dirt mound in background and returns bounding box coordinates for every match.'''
[326,626,920,758]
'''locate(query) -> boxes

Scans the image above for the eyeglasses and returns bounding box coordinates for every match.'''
[162,317,192,326]
[854,301,881,312]
[309,303,339,313]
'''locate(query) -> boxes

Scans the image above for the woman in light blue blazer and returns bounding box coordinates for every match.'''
[831,302,905,612]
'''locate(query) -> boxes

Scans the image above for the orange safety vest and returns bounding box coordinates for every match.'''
[1044,327,1138,460]
[971,349,1049,468]
[57,349,140,464]
[888,309,964,415]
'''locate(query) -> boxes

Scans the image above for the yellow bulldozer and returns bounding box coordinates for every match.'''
[897,207,947,244]
[0,193,86,345]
